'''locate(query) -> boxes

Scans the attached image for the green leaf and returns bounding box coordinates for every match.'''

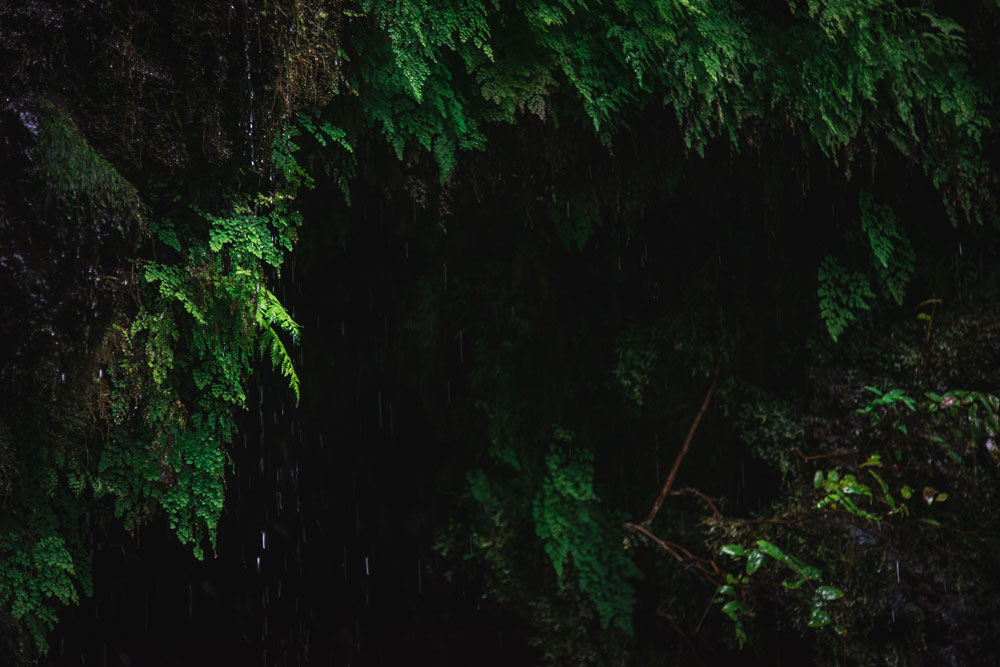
[808,607,831,627]
[816,586,844,601]
[720,544,746,558]
[746,549,764,574]
[860,454,882,468]
[782,577,806,590]
[755,540,787,562]
[716,584,736,598]
[721,599,750,622]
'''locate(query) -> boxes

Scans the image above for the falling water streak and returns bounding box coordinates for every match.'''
[896,560,900,583]
[243,12,257,170]
[654,433,659,483]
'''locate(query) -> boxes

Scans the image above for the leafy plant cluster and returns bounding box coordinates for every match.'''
[336,0,994,211]
[99,176,305,559]
[532,430,643,633]
[817,192,919,342]
[1,103,309,652]
[712,368,1000,663]
[716,539,844,647]
[3,0,1000,661]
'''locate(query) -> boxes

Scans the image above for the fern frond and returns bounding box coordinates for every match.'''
[255,287,302,403]
[859,192,915,305]
[817,256,875,342]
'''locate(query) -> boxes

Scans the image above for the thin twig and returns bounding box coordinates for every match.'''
[623,521,684,562]
[668,487,722,517]
[647,364,721,524]
[791,447,857,463]
[623,522,721,583]
[736,518,803,526]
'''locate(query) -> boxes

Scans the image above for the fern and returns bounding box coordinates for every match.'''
[532,430,642,633]
[548,193,600,252]
[859,192,915,306]
[256,287,302,404]
[818,256,875,342]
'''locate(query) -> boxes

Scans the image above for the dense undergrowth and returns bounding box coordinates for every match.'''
[1,1,999,664]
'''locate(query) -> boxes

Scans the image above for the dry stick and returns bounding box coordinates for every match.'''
[646,364,721,524]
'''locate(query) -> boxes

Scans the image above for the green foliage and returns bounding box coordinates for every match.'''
[0,101,139,655]
[99,190,303,558]
[814,469,882,525]
[6,0,1000,659]
[817,255,876,342]
[717,358,1000,660]
[346,0,992,223]
[33,101,146,233]
[734,388,805,477]
[532,430,642,633]
[549,193,601,253]
[0,535,80,652]
[612,324,663,407]
[718,539,843,645]
[292,111,357,203]
[859,192,915,305]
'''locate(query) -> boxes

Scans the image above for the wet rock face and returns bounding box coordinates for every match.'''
[0,98,140,496]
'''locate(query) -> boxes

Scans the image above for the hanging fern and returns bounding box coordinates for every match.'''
[532,430,642,634]
[859,192,915,306]
[256,287,302,404]
[818,256,876,342]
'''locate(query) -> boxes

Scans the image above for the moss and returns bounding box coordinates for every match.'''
[34,100,146,235]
